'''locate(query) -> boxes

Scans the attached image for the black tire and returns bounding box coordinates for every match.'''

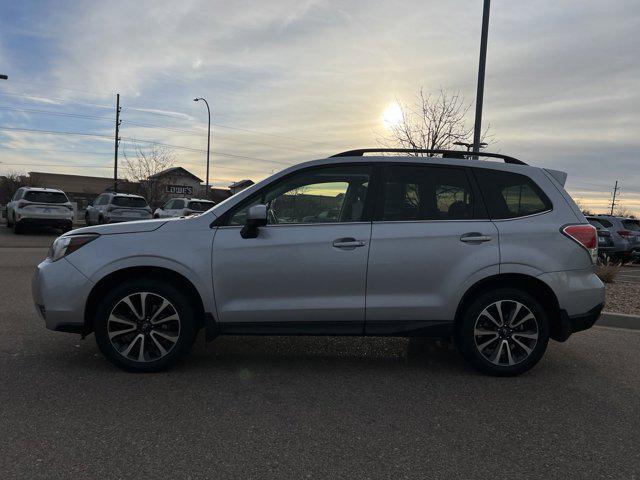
[6,214,13,228]
[13,221,22,234]
[98,215,105,225]
[455,288,549,376]
[62,222,73,233]
[84,213,91,226]
[94,278,199,372]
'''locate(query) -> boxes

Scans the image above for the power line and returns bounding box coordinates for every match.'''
[0,106,112,121]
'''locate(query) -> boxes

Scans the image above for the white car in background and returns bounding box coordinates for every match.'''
[85,192,153,225]
[6,187,74,234]
[153,198,215,218]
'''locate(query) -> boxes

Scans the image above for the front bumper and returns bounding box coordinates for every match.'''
[32,257,94,333]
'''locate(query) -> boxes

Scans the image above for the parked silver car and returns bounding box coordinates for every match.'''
[590,215,640,261]
[153,198,215,218]
[85,192,152,225]
[7,187,74,234]
[32,149,604,376]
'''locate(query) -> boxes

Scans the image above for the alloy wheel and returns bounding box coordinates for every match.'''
[473,300,539,366]
[107,292,181,363]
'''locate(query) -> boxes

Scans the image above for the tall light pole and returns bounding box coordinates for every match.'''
[194,97,211,198]
[472,0,491,157]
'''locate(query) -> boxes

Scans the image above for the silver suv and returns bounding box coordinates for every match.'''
[32,149,604,376]
[85,192,152,225]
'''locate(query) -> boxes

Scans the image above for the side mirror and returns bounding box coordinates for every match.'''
[241,204,268,239]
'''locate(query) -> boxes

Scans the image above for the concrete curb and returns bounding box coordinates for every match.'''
[598,311,640,330]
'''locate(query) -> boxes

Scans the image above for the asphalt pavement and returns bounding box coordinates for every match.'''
[1,226,640,479]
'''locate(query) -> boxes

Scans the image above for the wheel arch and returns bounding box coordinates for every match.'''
[454,273,566,341]
[84,266,206,334]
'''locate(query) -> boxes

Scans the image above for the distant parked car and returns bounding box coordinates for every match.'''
[6,187,74,234]
[85,193,152,225]
[153,198,215,218]
[590,215,640,262]
[586,217,614,260]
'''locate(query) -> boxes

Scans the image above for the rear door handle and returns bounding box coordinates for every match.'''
[333,237,366,249]
[460,232,492,243]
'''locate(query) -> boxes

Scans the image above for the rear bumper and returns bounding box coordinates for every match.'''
[17,217,72,228]
[554,303,604,342]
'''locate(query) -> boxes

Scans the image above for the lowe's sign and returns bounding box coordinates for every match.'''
[166,184,194,195]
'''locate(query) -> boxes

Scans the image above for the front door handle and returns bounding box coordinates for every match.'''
[333,237,366,249]
[460,232,492,243]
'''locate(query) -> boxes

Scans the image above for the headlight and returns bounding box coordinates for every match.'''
[48,234,99,262]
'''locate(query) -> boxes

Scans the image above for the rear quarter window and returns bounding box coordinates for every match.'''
[24,191,68,204]
[622,220,640,231]
[474,169,552,219]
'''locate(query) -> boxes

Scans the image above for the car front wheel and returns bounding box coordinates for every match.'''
[94,279,198,372]
[455,288,549,376]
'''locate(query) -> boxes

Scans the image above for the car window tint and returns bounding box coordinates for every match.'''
[597,218,613,228]
[24,191,68,203]
[381,165,474,221]
[228,165,371,225]
[587,218,604,229]
[112,196,147,207]
[173,200,185,209]
[474,169,551,219]
[188,201,214,211]
[622,220,640,231]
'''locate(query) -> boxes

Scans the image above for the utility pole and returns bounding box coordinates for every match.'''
[113,94,121,193]
[472,0,491,158]
[610,180,620,215]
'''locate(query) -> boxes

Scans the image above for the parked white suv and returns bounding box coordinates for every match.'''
[7,187,74,234]
[85,193,152,225]
[154,198,215,218]
[32,149,604,376]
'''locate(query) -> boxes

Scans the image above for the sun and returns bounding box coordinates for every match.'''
[382,101,403,130]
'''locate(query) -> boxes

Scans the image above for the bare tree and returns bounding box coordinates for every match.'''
[574,198,594,216]
[380,88,491,155]
[614,206,636,219]
[123,143,176,207]
[0,171,30,205]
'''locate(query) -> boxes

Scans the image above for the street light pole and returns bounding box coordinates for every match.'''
[472,0,491,158]
[194,97,211,198]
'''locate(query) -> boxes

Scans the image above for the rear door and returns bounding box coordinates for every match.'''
[365,163,499,333]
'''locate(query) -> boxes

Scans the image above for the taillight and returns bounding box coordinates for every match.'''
[618,230,633,239]
[562,224,597,264]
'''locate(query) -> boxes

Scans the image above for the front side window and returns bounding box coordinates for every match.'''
[172,200,185,209]
[24,191,68,204]
[188,201,215,211]
[474,169,551,219]
[380,165,475,221]
[227,165,371,226]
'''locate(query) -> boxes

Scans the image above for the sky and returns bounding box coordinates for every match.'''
[0,0,639,214]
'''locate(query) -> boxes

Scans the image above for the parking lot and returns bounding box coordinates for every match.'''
[1,226,640,479]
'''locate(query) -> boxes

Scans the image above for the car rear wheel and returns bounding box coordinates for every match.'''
[94,279,199,372]
[455,288,549,376]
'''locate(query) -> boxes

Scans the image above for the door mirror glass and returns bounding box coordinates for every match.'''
[241,204,267,239]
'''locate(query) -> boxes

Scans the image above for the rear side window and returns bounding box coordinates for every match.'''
[598,218,613,228]
[24,191,68,204]
[380,165,476,221]
[112,196,147,208]
[622,220,640,231]
[587,218,604,229]
[474,169,551,219]
[188,201,214,211]
[172,200,185,209]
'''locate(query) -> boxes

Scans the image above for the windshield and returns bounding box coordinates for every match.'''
[188,201,215,211]
[24,191,68,204]
[112,196,148,208]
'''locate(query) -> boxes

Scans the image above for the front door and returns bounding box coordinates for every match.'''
[211,164,372,334]
[365,163,500,334]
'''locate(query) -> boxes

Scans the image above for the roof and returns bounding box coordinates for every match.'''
[21,186,65,193]
[110,192,145,198]
[228,179,254,188]
[173,197,215,202]
[148,167,203,183]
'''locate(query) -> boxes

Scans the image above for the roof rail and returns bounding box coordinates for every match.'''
[330,148,527,165]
